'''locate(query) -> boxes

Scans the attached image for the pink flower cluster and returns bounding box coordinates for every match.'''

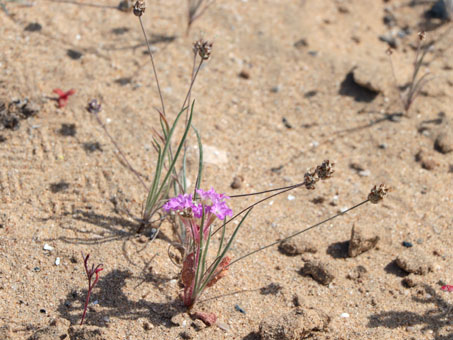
[163,188,233,242]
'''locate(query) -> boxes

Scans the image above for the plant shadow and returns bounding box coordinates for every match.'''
[368,284,453,339]
[58,269,185,327]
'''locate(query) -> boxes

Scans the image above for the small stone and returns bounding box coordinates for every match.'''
[43,244,53,251]
[259,307,329,340]
[348,225,379,257]
[352,62,391,93]
[143,322,153,331]
[55,257,60,265]
[287,195,295,201]
[434,131,453,154]
[191,319,205,331]
[239,70,250,79]
[67,49,83,60]
[170,313,188,326]
[300,259,335,285]
[402,274,419,288]
[25,22,42,32]
[346,265,368,282]
[234,304,246,314]
[416,149,438,170]
[279,239,317,256]
[230,176,243,189]
[402,241,413,248]
[294,38,308,49]
[180,329,197,340]
[340,313,350,318]
[395,250,432,275]
[271,85,281,93]
[358,169,370,177]
[379,33,398,48]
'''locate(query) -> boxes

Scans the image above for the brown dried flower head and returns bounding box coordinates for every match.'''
[304,170,319,190]
[133,0,145,17]
[193,39,213,60]
[418,31,426,41]
[316,160,335,180]
[368,184,389,204]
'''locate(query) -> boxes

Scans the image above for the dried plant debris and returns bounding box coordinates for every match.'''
[0,98,40,131]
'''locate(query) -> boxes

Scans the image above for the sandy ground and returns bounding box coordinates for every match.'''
[1,0,453,339]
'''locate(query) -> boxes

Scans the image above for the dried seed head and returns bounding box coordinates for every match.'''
[418,31,426,41]
[133,0,145,16]
[87,99,101,114]
[316,160,335,180]
[193,39,213,60]
[368,184,389,204]
[304,170,319,190]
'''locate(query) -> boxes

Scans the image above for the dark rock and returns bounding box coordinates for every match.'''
[294,38,308,49]
[24,22,42,32]
[279,239,317,256]
[230,175,243,189]
[239,70,250,79]
[300,259,334,285]
[402,241,413,248]
[67,49,83,60]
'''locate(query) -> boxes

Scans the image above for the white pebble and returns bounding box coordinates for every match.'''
[358,170,370,177]
[287,194,295,201]
[43,244,53,251]
[340,312,350,318]
[55,257,60,266]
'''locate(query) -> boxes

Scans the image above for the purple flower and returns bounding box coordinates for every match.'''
[162,193,195,213]
[163,188,233,226]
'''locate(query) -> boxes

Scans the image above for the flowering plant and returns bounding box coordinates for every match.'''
[163,188,243,307]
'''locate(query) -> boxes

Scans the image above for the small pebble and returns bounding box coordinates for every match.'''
[33,267,40,272]
[55,257,61,265]
[402,241,413,248]
[234,304,246,314]
[358,169,370,177]
[287,194,295,201]
[103,316,110,323]
[43,244,53,251]
[340,313,350,318]
[40,309,46,314]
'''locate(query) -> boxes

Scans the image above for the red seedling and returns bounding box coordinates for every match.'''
[442,285,453,292]
[53,88,76,108]
[80,253,103,325]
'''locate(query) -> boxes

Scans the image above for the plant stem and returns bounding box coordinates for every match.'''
[227,199,369,268]
[138,16,166,117]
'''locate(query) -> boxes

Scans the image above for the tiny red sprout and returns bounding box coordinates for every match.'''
[53,88,76,108]
[80,252,103,325]
[441,285,453,292]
